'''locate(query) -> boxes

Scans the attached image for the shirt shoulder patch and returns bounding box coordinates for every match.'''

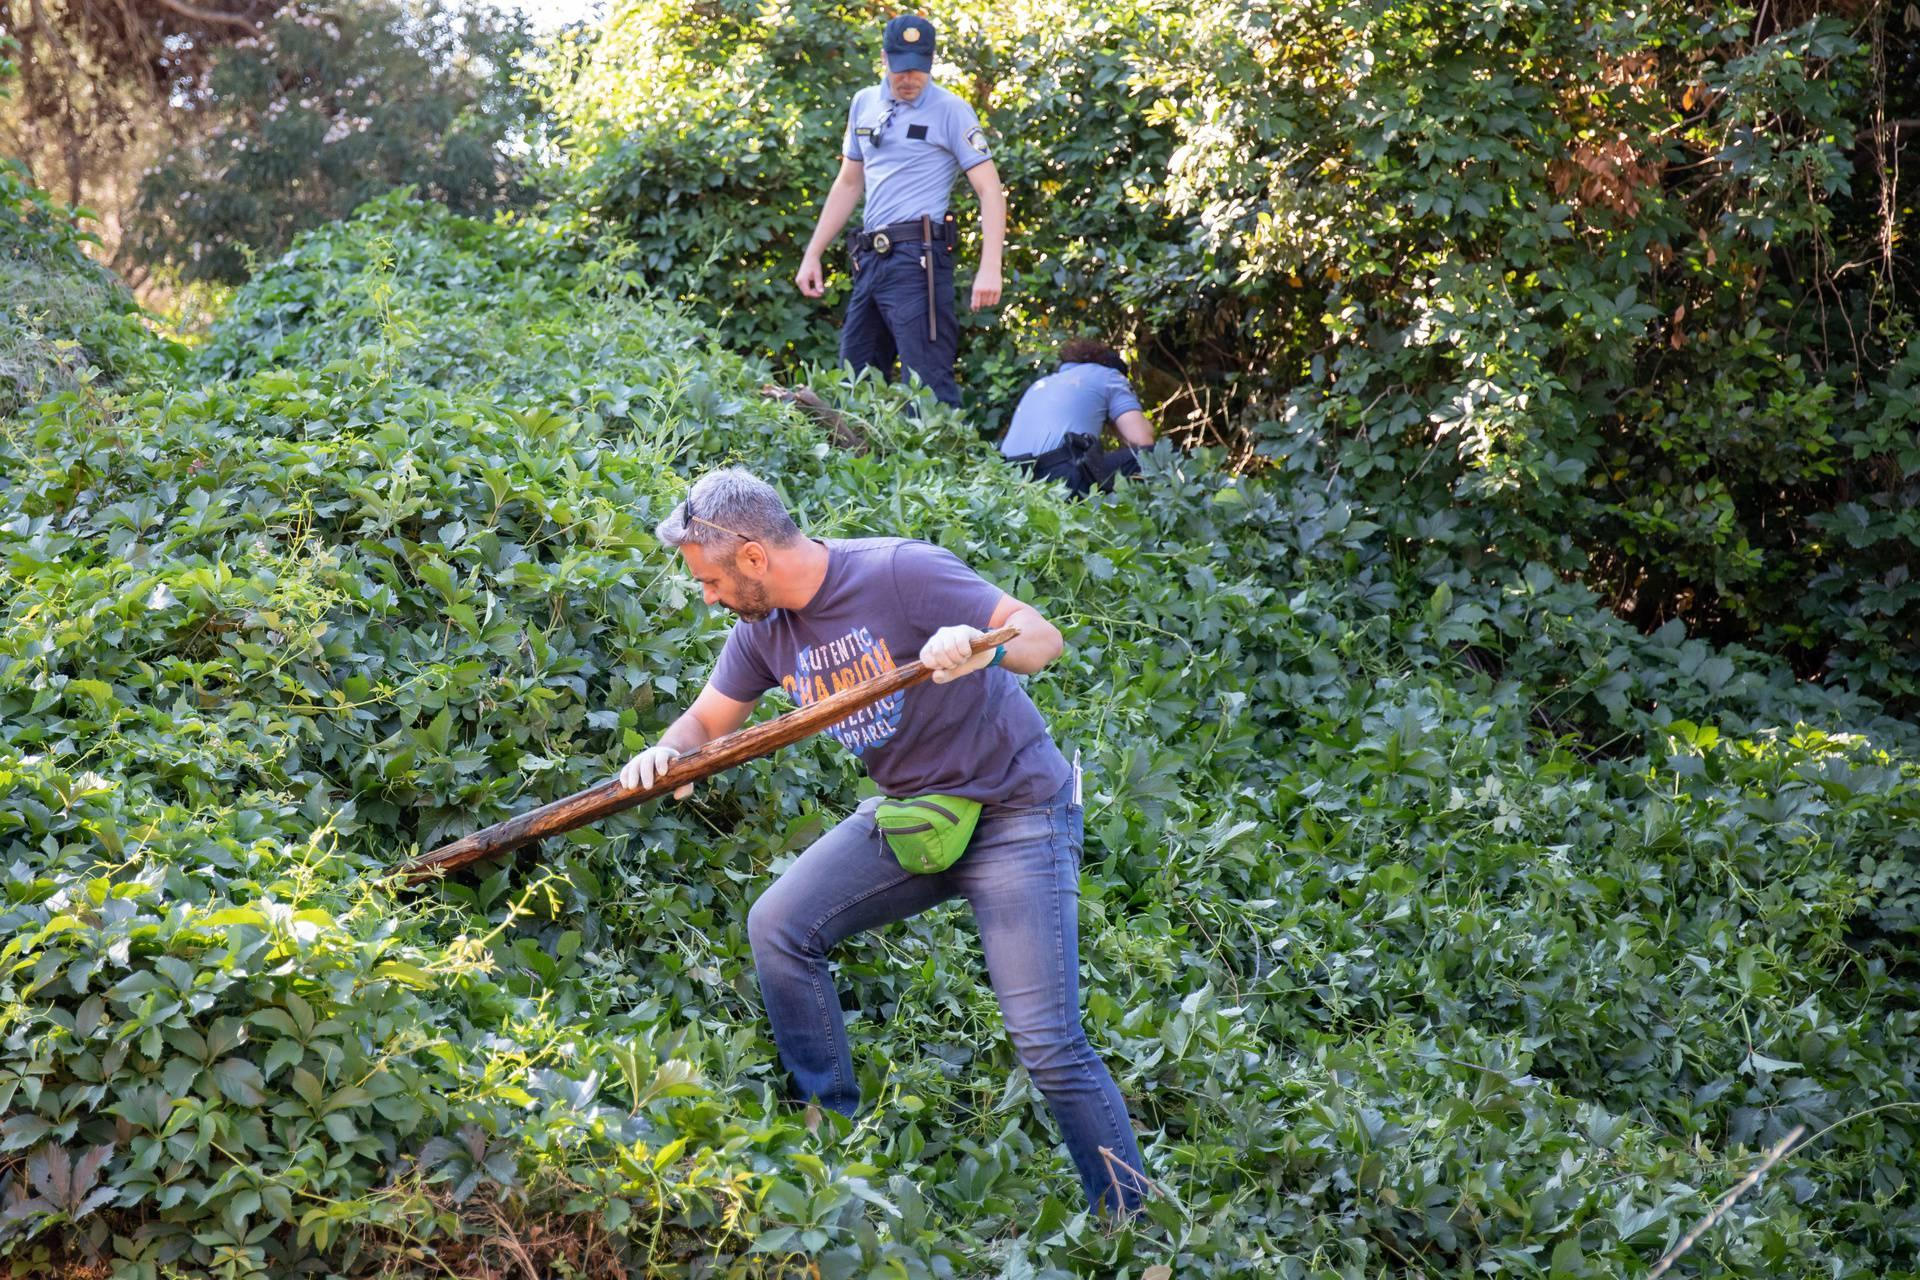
[966,125,991,156]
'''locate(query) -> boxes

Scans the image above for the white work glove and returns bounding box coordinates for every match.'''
[619,744,693,799]
[919,625,997,684]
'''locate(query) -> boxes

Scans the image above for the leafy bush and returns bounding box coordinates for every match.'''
[537,0,1195,422]
[1,64,158,416]
[1213,1,1920,706]
[3,195,1918,1277]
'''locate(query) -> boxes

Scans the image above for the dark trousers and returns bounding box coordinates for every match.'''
[840,243,960,406]
[1013,433,1142,496]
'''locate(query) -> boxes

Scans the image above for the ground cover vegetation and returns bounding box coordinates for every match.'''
[2,177,1920,1277]
[540,0,1920,714]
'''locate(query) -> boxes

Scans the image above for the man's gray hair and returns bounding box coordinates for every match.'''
[655,466,803,549]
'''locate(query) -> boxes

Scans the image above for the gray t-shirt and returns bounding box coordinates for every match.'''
[999,362,1144,457]
[709,537,1070,808]
[842,82,993,231]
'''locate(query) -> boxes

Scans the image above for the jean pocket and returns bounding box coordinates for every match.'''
[962,804,1053,865]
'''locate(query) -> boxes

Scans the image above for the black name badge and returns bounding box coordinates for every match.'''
[907,123,929,141]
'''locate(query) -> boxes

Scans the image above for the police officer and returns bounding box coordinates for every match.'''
[1000,338,1156,495]
[794,14,1004,407]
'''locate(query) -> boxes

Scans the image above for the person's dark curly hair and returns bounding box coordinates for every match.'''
[1058,338,1128,376]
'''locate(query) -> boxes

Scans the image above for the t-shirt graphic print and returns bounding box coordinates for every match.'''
[787,624,901,754]
[707,537,1070,808]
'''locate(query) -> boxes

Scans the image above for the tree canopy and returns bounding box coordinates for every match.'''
[134,0,539,284]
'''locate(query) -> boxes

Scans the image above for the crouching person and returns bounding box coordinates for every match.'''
[999,339,1156,495]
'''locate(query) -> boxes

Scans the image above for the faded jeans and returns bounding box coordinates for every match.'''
[746,777,1148,1214]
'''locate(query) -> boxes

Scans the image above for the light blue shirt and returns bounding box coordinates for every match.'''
[1000,363,1144,457]
[842,82,992,231]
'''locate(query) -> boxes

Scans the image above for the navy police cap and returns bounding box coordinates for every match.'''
[882,14,936,73]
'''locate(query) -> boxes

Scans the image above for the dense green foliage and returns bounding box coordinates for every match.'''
[3,195,1919,1277]
[542,0,1920,714]
[133,0,538,285]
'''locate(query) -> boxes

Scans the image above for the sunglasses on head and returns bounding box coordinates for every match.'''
[683,489,753,542]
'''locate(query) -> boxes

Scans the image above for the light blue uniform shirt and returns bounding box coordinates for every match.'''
[1000,363,1145,457]
[842,82,992,231]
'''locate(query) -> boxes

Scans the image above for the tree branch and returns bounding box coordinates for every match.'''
[148,0,258,31]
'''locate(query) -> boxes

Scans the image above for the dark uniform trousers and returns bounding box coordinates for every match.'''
[1011,433,1143,497]
[840,240,961,407]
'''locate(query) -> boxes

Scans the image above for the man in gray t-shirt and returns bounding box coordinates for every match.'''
[616,466,1147,1216]
[1001,338,1157,495]
[708,531,1068,804]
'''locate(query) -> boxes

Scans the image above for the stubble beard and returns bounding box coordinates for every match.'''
[728,579,773,624]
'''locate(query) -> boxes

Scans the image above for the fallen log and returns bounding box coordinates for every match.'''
[400,624,1020,880]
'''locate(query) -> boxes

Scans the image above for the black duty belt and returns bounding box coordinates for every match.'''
[1005,433,1097,469]
[849,214,956,256]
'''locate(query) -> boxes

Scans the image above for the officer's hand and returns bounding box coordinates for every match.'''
[970,268,1002,310]
[796,256,827,298]
[920,625,996,684]
[619,744,694,799]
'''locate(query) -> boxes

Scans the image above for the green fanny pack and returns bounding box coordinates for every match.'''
[875,794,982,874]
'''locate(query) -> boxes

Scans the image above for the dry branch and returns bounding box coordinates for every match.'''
[1646,1125,1806,1280]
[149,0,258,29]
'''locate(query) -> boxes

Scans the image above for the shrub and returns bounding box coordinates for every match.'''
[132,0,540,287]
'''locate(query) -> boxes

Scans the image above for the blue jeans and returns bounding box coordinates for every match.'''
[746,777,1147,1214]
[839,243,961,406]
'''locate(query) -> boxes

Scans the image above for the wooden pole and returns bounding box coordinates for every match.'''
[399,625,1020,880]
